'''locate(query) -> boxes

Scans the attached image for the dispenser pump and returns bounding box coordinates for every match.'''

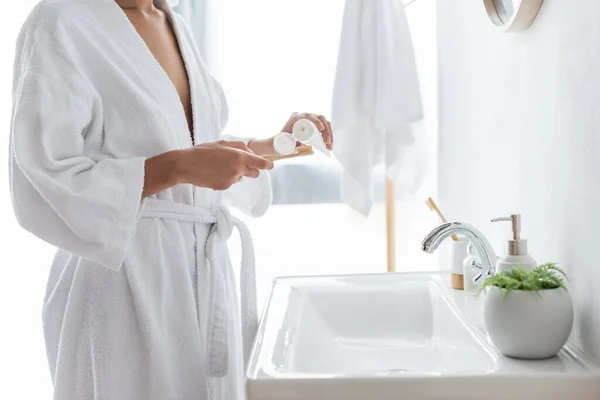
[491,214,527,256]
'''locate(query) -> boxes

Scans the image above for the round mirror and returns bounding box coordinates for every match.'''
[483,0,544,32]
[494,0,516,23]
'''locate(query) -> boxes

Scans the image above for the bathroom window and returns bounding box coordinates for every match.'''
[202,0,440,303]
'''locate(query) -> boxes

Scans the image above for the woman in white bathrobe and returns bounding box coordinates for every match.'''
[9,0,334,399]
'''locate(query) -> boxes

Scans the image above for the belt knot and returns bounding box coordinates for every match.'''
[211,204,234,242]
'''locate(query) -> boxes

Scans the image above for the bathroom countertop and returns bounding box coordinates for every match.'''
[247,271,600,400]
[440,272,600,376]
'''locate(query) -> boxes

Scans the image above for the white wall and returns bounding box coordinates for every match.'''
[438,0,600,360]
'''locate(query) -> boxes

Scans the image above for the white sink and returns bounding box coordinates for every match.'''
[266,276,495,377]
[247,272,600,400]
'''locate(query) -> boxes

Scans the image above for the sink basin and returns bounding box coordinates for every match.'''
[269,276,495,377]
[247,272,600,400]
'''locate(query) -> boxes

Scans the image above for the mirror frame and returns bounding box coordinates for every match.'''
[483,0,544,32]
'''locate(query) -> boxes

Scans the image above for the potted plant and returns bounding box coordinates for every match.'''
[478,263,574,359]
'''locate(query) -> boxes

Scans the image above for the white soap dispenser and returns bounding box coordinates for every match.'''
[491,214,536,273]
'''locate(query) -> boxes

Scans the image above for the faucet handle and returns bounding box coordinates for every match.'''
[473,269,493,283]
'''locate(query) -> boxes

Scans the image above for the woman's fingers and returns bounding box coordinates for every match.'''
[242,167,260,179]
[316,115,333,148]
[243,152,274,170]
[219,140,273,175]
[220,140,253,153]
[306,114,334,148]
[233,160,267,186]
[301,113,326,131]
[326,120,334,149]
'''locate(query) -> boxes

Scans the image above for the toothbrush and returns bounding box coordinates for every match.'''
[263,145,314,162]
[425,197,460,242]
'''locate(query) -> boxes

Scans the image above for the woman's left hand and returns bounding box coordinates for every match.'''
[247,112,334,156]
[281,112,334,150]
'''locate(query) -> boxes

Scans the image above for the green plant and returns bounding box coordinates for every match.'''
[477,263,568,299]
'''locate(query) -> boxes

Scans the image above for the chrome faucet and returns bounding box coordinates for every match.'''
[421,222,498,282]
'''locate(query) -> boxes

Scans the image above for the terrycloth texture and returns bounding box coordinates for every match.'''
[139,199,258,379]
[331,0,423,215]
[9,0,270,399]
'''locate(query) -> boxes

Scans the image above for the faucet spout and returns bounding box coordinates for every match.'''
[421,222,497,281]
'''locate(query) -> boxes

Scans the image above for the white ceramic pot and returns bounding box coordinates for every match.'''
[483,287,574,359]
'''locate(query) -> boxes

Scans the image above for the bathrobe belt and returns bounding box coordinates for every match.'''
[140,198,258,378]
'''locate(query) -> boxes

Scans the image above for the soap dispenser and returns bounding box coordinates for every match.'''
[491,214,536,273]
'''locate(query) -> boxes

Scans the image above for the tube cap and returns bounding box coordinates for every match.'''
[273,132,296,155]
[292,119,318,143]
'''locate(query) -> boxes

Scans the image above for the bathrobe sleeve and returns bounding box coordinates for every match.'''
[9,10,146,271]
[212,76,273,217]
[207,74,273,217]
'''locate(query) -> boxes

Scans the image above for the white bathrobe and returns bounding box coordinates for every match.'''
[9,0,271,399]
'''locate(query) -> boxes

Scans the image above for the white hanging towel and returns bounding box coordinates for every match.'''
[332,0,424,215]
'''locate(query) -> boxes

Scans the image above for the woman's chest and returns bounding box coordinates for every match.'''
[79,17,222,157]
[124,10,194,141]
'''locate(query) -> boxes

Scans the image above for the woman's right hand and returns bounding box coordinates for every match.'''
[143,140,273,198]
[176,140,274,191]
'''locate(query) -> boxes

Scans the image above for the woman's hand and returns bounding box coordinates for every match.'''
[281,112,334,150]
[178,140,274,190]
[248,112,334,156]
[142,140,273,197]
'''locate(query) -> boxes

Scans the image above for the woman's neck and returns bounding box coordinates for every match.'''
[114,0,155,11]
